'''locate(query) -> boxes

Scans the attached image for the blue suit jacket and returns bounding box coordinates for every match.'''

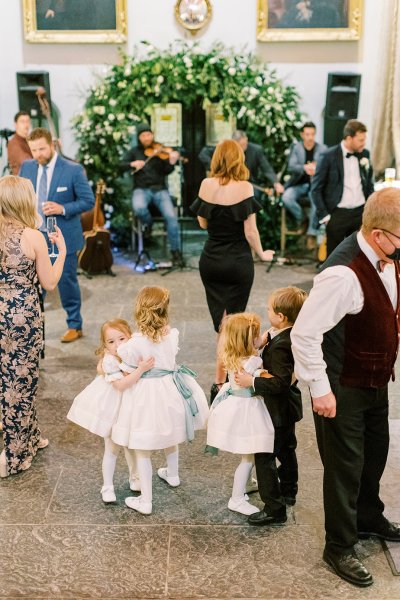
[20,155,95,254]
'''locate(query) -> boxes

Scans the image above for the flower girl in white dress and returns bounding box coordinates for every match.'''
[67,319,154,503]
[207,313,275,516]
[112,286,209,515]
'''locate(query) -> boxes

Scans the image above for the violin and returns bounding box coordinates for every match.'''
[133,142,188,173]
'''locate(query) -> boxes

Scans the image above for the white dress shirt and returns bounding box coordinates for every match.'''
[338,142,365,209]
[35,152,58,198]
[291,231,397,398]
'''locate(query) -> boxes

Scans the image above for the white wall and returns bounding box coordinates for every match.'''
[0,0,384,164]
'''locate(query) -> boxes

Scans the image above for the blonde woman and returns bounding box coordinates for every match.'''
[190,139,274,402]
[112,286,209,515]
[0,175,65,477]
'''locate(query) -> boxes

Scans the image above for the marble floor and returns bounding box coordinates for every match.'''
[2,251,400,599]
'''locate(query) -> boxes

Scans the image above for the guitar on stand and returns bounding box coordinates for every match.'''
[78,180,115,276]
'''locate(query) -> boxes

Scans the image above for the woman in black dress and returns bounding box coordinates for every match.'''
[191,140,274,399]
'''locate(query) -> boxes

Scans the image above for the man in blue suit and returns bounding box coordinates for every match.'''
[20,128,95,342]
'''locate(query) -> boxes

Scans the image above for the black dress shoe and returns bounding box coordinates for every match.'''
[248,508,287,526]
[284,496,296,506]
[323,549,373,587]
[358,517,400,541]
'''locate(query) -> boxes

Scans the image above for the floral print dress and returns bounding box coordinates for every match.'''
[0,223,43,475]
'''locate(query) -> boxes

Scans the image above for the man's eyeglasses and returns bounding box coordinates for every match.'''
[380,229,400,245]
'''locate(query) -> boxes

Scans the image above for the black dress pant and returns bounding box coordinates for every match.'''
[313,383,389,555]
[326,205,364,257]
[255,424,298,514]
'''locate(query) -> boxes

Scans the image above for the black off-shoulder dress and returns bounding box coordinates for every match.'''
[191,196,262,332]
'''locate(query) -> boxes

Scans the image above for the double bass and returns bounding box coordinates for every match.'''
[78,180,114,276]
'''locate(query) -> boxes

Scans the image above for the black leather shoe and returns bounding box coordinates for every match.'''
[284,496,296,506]
[323,549,373,587]
[248,508,287,526]
[358,518,400,541]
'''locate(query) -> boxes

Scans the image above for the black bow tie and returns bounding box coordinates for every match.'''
[346,152,355,158]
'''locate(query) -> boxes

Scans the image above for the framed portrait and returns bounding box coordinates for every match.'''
[23,0,127,44]
[257,0,363,42]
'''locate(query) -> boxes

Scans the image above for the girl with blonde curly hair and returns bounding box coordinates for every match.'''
[207,312,275,516]
[112,286,209,515]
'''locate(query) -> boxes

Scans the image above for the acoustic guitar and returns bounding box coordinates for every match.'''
[78,180,114,276]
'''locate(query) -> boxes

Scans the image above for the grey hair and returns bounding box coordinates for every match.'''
[232,130,247,141]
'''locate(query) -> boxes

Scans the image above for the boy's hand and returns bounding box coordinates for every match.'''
[137,356,155,373]
[234,370,253,388]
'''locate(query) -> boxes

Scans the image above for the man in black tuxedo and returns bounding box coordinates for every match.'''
[312,119,375,257]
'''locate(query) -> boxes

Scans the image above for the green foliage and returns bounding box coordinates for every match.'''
[72,41,304,246]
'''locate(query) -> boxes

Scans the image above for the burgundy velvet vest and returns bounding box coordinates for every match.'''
[320,233,400,388]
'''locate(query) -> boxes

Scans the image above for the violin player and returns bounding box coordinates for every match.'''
[120,123,183,266]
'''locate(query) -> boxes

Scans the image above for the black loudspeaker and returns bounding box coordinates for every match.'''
[323,72,361,146]
[16,71,51,120]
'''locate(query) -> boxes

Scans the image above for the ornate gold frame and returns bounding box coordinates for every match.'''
[174,0,212,34]
[23,0,127,44]
[257,0,362,42]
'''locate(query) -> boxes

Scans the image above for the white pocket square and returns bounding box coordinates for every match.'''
[56,186,68,192]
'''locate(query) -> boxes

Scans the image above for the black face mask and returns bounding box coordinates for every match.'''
[381,231,400,261]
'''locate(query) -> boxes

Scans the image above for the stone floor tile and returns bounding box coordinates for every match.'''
[0,525,169,598]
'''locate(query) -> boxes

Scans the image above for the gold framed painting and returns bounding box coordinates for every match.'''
[257,0,363,42]
[23,0,127,44]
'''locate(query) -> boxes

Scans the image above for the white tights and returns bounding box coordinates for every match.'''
[231,454,254,500]
[134,445,179,504]
[102,437,138,488]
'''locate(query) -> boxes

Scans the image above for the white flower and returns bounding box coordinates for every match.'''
[108,114,115,121]
[117,80,127,89]
[99,138,106,145]
[124,67,132,76]
[117,113,125,121]
[113,132,122,142]
[237,106,247,119]
[109,98,117,107]
[228,67,236,76]
[360,157,370,169]
[93,105,106,115]
[157,75,164,84]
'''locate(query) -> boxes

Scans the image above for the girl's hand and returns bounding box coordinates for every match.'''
[48,225,66,255]
[259,249,275,262]
[137,356,155,373]
[97,359,104,375]
[234,370,253,388]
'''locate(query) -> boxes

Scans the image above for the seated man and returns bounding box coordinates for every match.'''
[198,130,284,201]
[282,121,326,249]
[121,123,182,265]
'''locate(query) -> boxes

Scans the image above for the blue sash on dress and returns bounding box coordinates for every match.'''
[132,364,199,442]
[205,386,255,456]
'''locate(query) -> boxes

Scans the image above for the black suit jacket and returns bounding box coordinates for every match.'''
[253,328,302,428]
[311,144,374,224]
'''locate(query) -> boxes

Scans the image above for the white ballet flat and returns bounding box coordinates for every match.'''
[228,496,260,516]
[101,485,116,503]
[129,478,141,492]
[125,495,152,515]
[157,467,180,487]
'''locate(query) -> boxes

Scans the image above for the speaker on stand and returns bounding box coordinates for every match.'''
[16,71,59,134]
[323,72,361,146]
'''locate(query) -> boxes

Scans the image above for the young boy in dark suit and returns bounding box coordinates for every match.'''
[235,286,307,525]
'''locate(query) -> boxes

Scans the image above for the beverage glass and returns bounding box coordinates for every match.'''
[385,168,396,186]
[46,217,58,258]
